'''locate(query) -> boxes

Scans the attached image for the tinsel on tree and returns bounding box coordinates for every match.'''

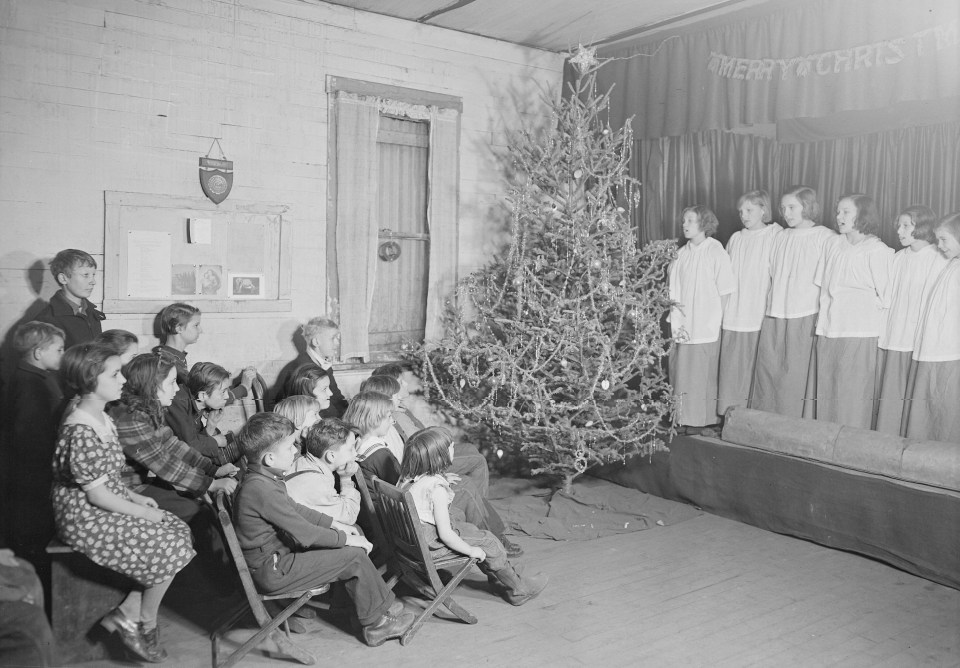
[415,46,678,494]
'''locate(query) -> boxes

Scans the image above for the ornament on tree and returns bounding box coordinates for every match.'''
[415,49,677,494]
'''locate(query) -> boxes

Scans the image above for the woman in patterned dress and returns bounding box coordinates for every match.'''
[52,343,194,663]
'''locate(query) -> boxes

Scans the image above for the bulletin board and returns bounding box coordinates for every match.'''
[104,192,292,313]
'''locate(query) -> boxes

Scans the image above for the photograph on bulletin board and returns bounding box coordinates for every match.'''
[200,265,223,296]
[228,273,265,299]
[172,264,198,296]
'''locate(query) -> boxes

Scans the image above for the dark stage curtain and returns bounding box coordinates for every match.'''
[597,0,960,140]
[635,122,960,247]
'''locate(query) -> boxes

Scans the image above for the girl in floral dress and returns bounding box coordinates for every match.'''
[52,343,194,663]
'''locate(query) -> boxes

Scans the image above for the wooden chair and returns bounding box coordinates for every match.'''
[370,477,478,645]
[209,491,330,668]
[353,467,396,580]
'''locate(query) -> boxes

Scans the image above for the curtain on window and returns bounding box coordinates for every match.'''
[334,92,380,360]
[425,107,460,342]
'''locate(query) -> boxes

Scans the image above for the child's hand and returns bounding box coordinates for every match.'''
[210,478,238,495]
[443,472,461,485]
[467,547,486,561]
[216,463,239,478]
[134,496,159,509]
[345,534,373,554]
[240,367,257,390]
[207,408,224,428]
[337,461,359,477]
[333,520,360,536]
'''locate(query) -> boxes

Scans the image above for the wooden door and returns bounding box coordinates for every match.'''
[369,115,430,355]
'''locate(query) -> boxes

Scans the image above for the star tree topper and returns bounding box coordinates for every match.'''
[569,44,599,73]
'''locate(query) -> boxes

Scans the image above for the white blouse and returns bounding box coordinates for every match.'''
[766,225,836,319]
[815,235,893,338]
[879,244,949,351]
[723,223,782,332]
[913,259,960,362]
[669,237,736,344]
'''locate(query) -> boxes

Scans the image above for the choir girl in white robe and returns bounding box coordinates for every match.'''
[668,205,736,432]
[718,190,782,416]
[902,212,960,443]
[806,194,893,428]
[750,186,835,418]
[874,206,948,434]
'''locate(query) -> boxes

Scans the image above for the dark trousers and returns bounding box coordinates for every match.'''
[251,547,393,627]
[138,483,235,592]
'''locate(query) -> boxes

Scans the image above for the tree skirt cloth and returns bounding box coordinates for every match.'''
[487,476,701,541]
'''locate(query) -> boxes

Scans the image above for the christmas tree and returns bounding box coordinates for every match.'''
[415,46,677,494]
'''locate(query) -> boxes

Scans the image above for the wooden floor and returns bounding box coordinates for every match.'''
[77,502,960,668]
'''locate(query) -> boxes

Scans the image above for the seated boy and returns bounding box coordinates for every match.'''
[274,316,348,417]
[285,419,361,524]
[5,321,67,555]
[166,362,242,465]
[233,413,413,646]
[35,248,105,348]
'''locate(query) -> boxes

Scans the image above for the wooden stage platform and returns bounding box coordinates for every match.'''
[75,483,959,668]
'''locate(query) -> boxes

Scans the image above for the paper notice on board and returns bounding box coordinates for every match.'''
[127,230,172,298]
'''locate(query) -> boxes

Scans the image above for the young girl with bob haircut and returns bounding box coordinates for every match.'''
[287,365,334,412]
[273,394,323,449]
[359,375,406,461]
[399,427,547,605]
[902,212,960,443]
[718,190,782,415]
[751,186,836,417]
[874,206,948,434]
[53,343,194,663]
[805,194,893,428]
[345,391,402,485]
[668,205,736,432]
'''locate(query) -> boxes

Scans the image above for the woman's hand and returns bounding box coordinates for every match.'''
[131,494,158,509]
[144,507,167,524]
[467,547,486,561]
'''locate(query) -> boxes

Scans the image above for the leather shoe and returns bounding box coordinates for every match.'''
[362,602,414,647]
[138,623,168,663]
[100,608,150,662]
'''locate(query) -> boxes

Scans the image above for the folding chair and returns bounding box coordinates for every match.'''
[370,477,478,645]
[353,467,396,580]
[209,491,330,668]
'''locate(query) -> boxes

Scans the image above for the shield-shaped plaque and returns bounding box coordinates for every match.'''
[199,156,233,204]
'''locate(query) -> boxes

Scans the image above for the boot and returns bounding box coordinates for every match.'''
[362,601,415,647]
[489,563,549,606]
[500,535,524,558]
